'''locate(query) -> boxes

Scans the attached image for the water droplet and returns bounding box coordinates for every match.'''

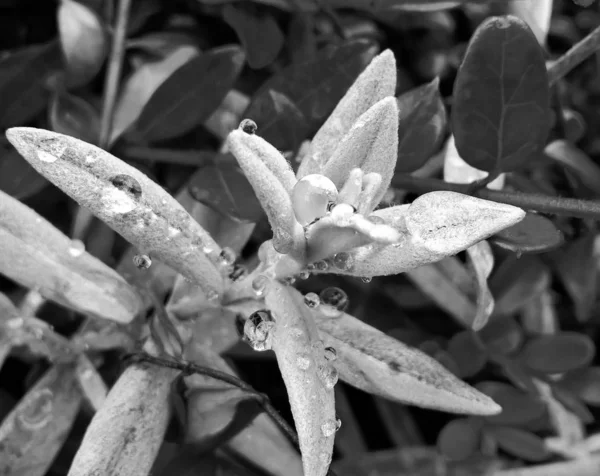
[303,292,320,309]
[219,247,236,267]
[206,289,220,303]
[306,263,316,271]
[252,275,268,297]
[239,118,257,134]
[18,388,53,430]
[324,346,337,361]
[283,276,296,285]
[68,239,85,258]
[318,364,339,389]
[84,154,97,164]
[229,263,247,281]
[313,260,329,271]
[296,354,311,370]
[327,201,336,212]
[332,252,354,271]
[133,254,152,269]
[361,277,372,283]
[298,270,310,280]
[102,188,137,214]
[110,174,142,200]
[292,175,339,226]
[321,418,340,437]
[37,150,59,163]
[319,287,348,317]
[244,310,274,351]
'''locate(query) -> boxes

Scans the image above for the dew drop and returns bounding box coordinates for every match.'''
[102,188,137,214]
[244,310,274,351]
[252,275,268,297]
[68,239,85,258]
[321,418,340,437]
[133,254,152,269]
[298,270,310,280]
[361,277,373,283]
[229,263,247,281]
[303,292,320,309]
[18,388,54,430]
[206,289,220,303]
[318,364,339,389]
[306,263,316,271]
[332,252,354,271]
[110,174,142,200]
[296,354,311,370]
[84,154,97,164]
[239,118,257,134]
[219,247,236,267]
[324,346,337,362]
[37,150,59,163]
[283,276,296,285]
[313,260,329,272]
[319,287,348,317]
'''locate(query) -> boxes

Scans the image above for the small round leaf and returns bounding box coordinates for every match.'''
[437,418,481,461]
[491,213,563,254]
[520,332,595,374]
[486,426,551,462]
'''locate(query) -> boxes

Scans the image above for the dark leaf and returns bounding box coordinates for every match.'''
[545,140,600,195]
[550,233,597,322]
[49,90,100,144]
[447,331,488,378]
[490,213,564,254]
[452,16,550,172]
[557,368,600,406]
[287,13,317,64]
[244,39,378,151]
[551,385,594,423]
[498,357,538,394]
[520,332,595,374]
[486,426,550,462]
[132,45,245,142]
[476,381,545,425]
[188,158,264,223]
[0,141,48,199]
[437,418,481,461]
[395,77,447,173]
[478,316,523,355]
[223,3,285,69]
[0,41,63,129]
[126,31,201,58]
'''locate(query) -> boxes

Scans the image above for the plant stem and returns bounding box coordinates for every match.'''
[548,24,600,85]
[98,0,132,148]
[392,175,600,220]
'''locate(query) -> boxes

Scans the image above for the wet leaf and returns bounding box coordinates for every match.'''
[452,16,550,172]
[132,46,245,142]
[0,364,82,476]
[478,316,523,355]
[0,41,63,129]
[437,418,481,461]
[558,367,600,406]
[314,308,501,415]
[58,0,108,87]
[49,89,101,144]
[223,3,284,69]
[188,159,264,224]
[476,381,545,425]
[447,331,488,378]
[6,128,224,299]
[545,140,600,195]
[395,77,447,173]
[244,39,377,151]
[0,189,142,323]
[520,332,595,374]
[490,213,564,254]
[0,142,48,199]
[486,426,550,462]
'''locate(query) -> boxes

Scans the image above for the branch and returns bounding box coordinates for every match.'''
[548,24,600,85]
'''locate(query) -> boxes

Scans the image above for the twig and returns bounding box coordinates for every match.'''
[548,24,600,85]
[493,454,600,476]
[392,175,600,220]
[98,0,132,148]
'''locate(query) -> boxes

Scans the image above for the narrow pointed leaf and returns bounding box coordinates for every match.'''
[6,128,224,298]
[266,282,337,476]
[465,241,495,331]
[314,311,502,415]
[0,189,142,323]
[0,364,82,476]
[299,49,396,177]
[452,16,550,172]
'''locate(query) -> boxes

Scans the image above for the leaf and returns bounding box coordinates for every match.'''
[126,31,200,58]
[131,46,245,142]
[244,39,378,152]
[490,213,564,254]
[452,16,550,172]
[476,381,545,425]
[0,141,48,199]
[187,158,264,223]
[486,426,551,462]
[0,41,63,129]
[223,3,284,69]
[465,241,495,331]
[545,140,600,195]
[478,316,523,355]
[506,0,553,45]
[395,77,447,173]
[75,355,108,411]
[314,308,502,415]
[110,45,199,145]
[550,233,597,322]
[0,189,142,323]
[447,331,488,378]
[49,89,101,144]
[558,367,600,406]
[58,0,108,87]
[68,357,177,476]
[6,128,225,299]
[437,418,481,461]
[0,364,82,476]
[266,281,337,476]
[520,332,595,374]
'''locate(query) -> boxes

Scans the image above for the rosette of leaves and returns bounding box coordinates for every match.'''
[3,49,527,476]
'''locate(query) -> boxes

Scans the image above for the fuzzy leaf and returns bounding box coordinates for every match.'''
[0,189,142,323]
[6,128,224,299]
[68,358,177,476]
[314,310,502,415]
[452,16,550,172]
[465,241,495,331]
[321,97,399,207]
[244,39,377,152]
[298,49,396,177]
[58,0,107,87]
[223,3,284,69]
[0,364,82,476]
[490,213,564,254]
[395,77,447,173]
[266,281,337,476]
[476,381,545,425]
[131,46,245,142]
[520,332,595,374]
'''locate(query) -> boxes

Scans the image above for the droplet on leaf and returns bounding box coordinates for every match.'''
[298,270,310,280]
[319,287,348,317]
[318,364,339,389]
[244,310,275,351]
[252,275,268,296]
[18,388,54,431]
[333,252,354,271]
[229,263,247,281]
[304,292,320,309]
[291,174,338,226]
[219,247,236,267]
[68,239,85,257]
[361,277,373,283]
[110,174,142,200]
[37,150,60,163]
[321,418,340,437]
[324,346,337,361]
[206,289,220,303]
[133,254,152,269]
[313,260,329,271]
[239,118,257,134]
